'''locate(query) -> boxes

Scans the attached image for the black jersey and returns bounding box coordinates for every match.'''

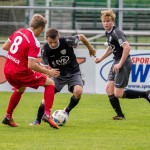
[41,35,80,76]
[106,26,129,60]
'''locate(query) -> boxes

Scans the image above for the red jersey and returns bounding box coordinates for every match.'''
[4,28,47,89]
[4,28,40,75]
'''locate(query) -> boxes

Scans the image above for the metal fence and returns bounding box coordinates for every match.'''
[0,0,150,49]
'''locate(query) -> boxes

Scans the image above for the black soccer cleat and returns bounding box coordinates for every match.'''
[2,117,18,127]
[112,115,125,120]
[42,114,59,129]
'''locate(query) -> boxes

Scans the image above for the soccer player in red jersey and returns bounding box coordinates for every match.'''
[2,14,60,129]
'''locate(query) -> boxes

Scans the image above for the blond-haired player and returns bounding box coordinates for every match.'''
[2,14,60,129]
[95,9,150,120]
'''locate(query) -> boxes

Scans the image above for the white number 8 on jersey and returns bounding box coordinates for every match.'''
[10,36,22,54]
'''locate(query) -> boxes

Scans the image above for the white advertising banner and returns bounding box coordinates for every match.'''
[0,48,149,93]
[95,50,150,94]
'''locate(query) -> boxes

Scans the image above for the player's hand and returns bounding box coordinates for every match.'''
[95,58,101,64]
[89,48,96,57]
[112,64,121,73]
[49,69,60,77]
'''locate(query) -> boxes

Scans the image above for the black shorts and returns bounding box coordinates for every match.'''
[107,57,132,88]
[53,71,83,93]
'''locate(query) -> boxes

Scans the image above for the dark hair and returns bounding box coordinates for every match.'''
[46,28,59,39]
[30,14,47,29]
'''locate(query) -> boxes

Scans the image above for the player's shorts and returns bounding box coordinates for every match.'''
[53,71,83,93]
[4,70,47,89]
[107,57,132,88]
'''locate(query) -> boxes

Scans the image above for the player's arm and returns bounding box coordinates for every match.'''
[2,39,11,51]
[113,42,131,73]
[118,42,131,67]
[95,46,112,64]
[40,63,53,77]
[78,34,96,57]
[37,45,58,77]
[40,45,52,70]
[28,58,60,78]
[113,29,131,73]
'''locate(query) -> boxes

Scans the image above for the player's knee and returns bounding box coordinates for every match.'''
[73,87,83,97]
[45,77,55,86]
[106,86,113,95]
[114,93,123,98]
[114,88,124,98]
[75,89,82,97]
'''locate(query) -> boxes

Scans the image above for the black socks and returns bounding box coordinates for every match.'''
[36,95,80,122]
[109,94,124,117]
[65,96,80,113]
[123,90,147,99]
[36,103,44,123]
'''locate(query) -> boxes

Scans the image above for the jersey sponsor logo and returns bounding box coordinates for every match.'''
[7,54,20,64]
[52,56,70,67]
[60,49,66,55]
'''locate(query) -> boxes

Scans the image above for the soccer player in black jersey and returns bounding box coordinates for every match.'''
[30,27,96,125]
[95,9,150,120]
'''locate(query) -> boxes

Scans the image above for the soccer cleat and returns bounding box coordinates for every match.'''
[112,115,125,120]
[42,114,59,129]
[2,117,18,127]
[146,90,150,102]
[29,120,40,126]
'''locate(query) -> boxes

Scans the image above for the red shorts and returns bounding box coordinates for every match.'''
[5,70,47,89]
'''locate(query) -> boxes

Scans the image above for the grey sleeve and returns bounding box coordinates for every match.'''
[65,35,80,47]
[113,29,127,46]
[41,46,49,66]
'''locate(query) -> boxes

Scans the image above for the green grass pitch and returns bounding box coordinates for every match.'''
[0,92,150,150]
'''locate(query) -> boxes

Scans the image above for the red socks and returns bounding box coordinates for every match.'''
[6,90,23,119]
[6,85,55,119]
[44,85,55,116]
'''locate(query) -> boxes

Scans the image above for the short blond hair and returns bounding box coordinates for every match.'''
[30,14,47,29]
[100,9,116,22]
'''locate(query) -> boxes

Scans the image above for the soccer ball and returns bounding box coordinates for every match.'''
[52,110,68,126]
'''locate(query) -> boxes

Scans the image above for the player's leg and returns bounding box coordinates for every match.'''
[112,57,132,119]
[65,85,83,114]
[122,89,150,102]
[30,76,64,126]
[30,99,45,126]
[41,77,59,129]
[107,59,130,120]
[30,88,59,126]
[113,56,150,101]
[2,87,26,127]
[65,73,83,114]
[113,58,150,101]
[106,81,125,120]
